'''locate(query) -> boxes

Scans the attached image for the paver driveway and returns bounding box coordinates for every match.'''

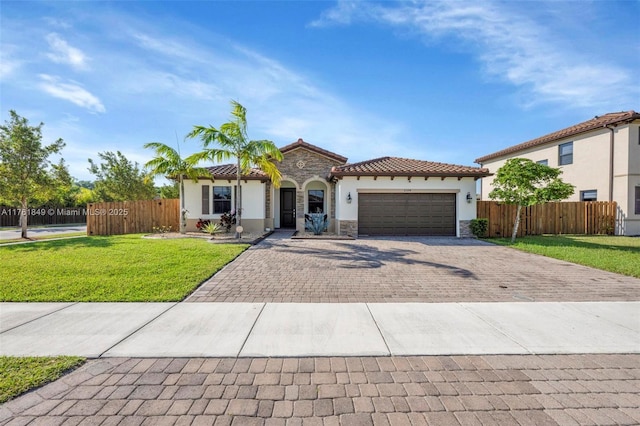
[188,235,640,303]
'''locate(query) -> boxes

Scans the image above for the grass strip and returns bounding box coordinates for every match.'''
[0,232,87,245]
[0,356,85,403]
[488,235,640,278]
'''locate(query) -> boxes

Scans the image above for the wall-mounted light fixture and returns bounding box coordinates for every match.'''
[466,192,473,203]
[346,192,352,203]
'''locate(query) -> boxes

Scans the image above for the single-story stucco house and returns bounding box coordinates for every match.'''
[183,139,491,237]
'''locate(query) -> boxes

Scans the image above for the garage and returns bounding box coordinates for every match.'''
[358,193,456,236]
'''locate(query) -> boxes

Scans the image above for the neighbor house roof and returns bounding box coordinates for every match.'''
[205,164,268,181]
[475,110,640,164]
[329,157,490,179]
[280,138,348,164]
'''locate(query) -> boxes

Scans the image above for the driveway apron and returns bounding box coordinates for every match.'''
[187,236,640,303]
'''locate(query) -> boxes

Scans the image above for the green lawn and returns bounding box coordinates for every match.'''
[0,357,85,403]
[489,235,640,278]
[0,234,248,301]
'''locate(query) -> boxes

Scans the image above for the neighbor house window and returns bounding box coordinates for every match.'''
[202,185,210,215]
[559,142,573,165]
[636,187,640,215]
[213,186,232,213]
[537,159,548,166]
[580,190,597,202]
[308,190,324,213]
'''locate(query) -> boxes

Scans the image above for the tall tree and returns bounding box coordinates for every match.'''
[88,151,156,201]
[48,158,79,207]
[144,141,209,233]
[489,158,574,242]
[0,110,64,238]
[187,101,283,237]
[158,182,179,200]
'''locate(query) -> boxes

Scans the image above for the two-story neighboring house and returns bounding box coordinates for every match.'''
[475,111,640,235]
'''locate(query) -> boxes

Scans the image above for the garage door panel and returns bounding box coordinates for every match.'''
[358,193,456,236]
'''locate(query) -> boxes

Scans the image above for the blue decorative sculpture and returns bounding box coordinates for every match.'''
[305,213,328,235]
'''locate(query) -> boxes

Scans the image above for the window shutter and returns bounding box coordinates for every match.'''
[202,185,210,215]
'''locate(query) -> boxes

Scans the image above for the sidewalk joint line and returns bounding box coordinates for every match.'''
[365,303,392,356]
[97,302,179,358]
[458,302,533,355]
[0,302,79,334]
[237,302,267,357]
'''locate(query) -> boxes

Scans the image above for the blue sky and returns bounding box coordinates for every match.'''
[1,0,638,181]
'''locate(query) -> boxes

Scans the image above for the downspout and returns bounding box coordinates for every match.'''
[605,125,615,202]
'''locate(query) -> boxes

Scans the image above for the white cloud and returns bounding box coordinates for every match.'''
[309,0,368,27]
[43,17,72,30]
[124,30,413,162]
[38,74,105,113]
[45,33,89,70]
[311,0,637,109]
[0,57,20,80]
[0,44,22,80]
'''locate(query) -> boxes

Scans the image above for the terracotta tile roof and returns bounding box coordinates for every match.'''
[205,164,268,180]
[475,110,640,164]
[330,157,490,178]
[280,138,348,163]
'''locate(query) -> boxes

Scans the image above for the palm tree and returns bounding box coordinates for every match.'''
[187,100,283,237]
[144,141,209,234]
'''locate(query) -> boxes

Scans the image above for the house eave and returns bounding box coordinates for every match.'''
[329,172,492,179]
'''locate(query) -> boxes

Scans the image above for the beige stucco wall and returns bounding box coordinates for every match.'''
[478,122,640,235]
[335,176,478,237]
[182,179,267,233]
[624,124,640,235]
[480,128,614,201]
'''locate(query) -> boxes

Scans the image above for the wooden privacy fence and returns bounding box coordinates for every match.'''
[86,199,179,236]
[477,201,618,238]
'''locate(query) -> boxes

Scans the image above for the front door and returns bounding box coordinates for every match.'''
[280,188,296,228]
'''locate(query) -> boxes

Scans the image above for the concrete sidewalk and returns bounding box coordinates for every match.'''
[1,302,638,357]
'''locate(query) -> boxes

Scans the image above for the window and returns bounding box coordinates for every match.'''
[308,190,324,213]
[213,186,232,213]
[537,159,548,166]
[636,187,640,215]
[201,185,210,215]
[559,142,573,165]
[580,190,597,202]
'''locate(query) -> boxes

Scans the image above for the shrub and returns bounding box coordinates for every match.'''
[152,225,172,234]
[201,222,222,235]
[470,218,488,238]
[195,219,210,230]
[220,211,236,233]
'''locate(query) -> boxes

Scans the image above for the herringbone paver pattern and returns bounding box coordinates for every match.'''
[2,355,639,425]
[187,237,640,303]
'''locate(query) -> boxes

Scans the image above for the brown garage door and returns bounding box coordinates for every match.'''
[358,193,456,236]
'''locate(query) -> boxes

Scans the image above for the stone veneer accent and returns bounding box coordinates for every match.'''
[276,145,345,232]
[339,220,358,238]
[459,220,472,238]
[278,149,342,186]
[265,182,271,219]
